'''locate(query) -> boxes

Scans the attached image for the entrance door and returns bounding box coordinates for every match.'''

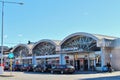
[74,58,89,71]
[79,59,84,71]
[75,59,84,71]
[84,59,88,71]
[74,60,80,70]
[77,60,80,70]
[90,60,94,71]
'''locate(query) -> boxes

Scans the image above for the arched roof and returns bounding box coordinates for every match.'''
[12,44,31,53]
[60,32,99,46]
[32,39,60,50]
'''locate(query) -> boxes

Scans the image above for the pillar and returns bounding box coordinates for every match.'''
[94,58,96,68]
[59,53,66,65]
[32,54,37,65]
[101,47,105,69]
[88,57,90,70]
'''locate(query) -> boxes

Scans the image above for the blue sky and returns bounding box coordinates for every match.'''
[0,0,120,47]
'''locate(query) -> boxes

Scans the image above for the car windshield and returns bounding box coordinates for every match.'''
[23,64,28,67]
[15,65,22,67]
[67,65,74,68]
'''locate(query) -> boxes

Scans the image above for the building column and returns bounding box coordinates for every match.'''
[32,54,37,65]
[101,47,105,69]
[94,58,96,68]
[43,58,46,64]
[88,57,90,70]
[59,53,66,65]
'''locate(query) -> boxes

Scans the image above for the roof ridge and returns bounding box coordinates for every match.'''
[93,33,118,38]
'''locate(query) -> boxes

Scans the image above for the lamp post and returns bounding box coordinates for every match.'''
[0,1,23,72]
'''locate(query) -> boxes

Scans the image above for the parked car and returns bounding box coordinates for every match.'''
[26,64,34,71]
[40,64,54,72]
[33,64,42,72]
[4,64,9,70]
[12,64,22,71]
[20,64,29,71]
[51,65,75,74]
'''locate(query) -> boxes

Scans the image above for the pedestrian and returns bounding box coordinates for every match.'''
[106,62,112,72]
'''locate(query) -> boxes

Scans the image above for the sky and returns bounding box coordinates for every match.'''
[0,0,120,47]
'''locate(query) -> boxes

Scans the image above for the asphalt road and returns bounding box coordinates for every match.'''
[0,71,120,80]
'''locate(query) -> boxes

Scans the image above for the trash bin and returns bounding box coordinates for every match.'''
[102,65,108,72]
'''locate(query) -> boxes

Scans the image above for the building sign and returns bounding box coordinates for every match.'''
[8,53,14,59]
[80,59,84,65]
[62,47,78,51]
[74,54,78,60]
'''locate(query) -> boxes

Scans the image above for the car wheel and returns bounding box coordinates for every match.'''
[27,69,29,72]
[12,69,15,71]
[61,71,64,74]
[51,70,54,74]
[41,70,44,72]
[33,69,36,72]
[20,69,23,72]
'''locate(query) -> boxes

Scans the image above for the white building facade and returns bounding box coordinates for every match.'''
[11,32,120,71]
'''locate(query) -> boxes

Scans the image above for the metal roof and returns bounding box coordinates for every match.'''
[93,34,118,40]
[52,40,61,46]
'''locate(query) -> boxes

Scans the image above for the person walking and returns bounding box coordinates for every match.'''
[107,62,112,72]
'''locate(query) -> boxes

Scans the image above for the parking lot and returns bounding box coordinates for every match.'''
[0,71,120,80]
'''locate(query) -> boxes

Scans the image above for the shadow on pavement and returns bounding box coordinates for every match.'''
[23,71,101,75]
[0,74,14,77]
[75,71,98,74]
[23,71,51,75]
[23,71,77,75]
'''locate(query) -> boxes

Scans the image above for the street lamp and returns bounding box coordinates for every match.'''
[0,1,23,72]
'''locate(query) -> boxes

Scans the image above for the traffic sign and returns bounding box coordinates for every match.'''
[8,53,14,59]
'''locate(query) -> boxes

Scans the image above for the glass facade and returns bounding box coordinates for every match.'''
[61,35,101,71]
[33,42,56,56]
[32,41,59,65]
[13,45,31,65]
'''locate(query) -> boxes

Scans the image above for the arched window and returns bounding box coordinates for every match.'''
[33,42,56,56]
[61,35,100,52]
[13,46,29,58]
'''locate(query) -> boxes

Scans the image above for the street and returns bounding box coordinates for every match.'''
[0,71,120,80]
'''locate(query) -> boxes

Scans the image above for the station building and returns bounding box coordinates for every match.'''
[11,32,120,71]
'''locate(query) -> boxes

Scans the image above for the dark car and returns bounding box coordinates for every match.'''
[51,65,75,74]
[13,64,22,71]
[26,64,34,71]
[33,64,42,72]
[20,64,29,71]
[4,65,9,70]
[41,64,54,72]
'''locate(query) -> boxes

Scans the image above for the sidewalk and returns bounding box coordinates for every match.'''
[75,70,98,74]
[0,72,14,77]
